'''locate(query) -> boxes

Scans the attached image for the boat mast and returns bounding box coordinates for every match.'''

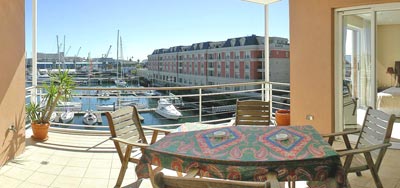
[56,35,60,69]
[116,30,119,79]
[120,36,123,78]
[63,35,66,69]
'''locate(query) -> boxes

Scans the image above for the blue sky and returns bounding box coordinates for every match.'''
[25,0,289,60]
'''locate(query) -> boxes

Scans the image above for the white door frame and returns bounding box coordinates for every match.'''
[335,2,400,132]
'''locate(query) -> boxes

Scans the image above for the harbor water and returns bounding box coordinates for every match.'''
[27,82,233,130]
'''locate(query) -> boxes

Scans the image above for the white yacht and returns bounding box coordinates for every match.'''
[83,110,98,125]
[114,79,127,87]
[37,71,51,82]
[60,110,74,123]
[155,99,182,120]
[166,93,184,107]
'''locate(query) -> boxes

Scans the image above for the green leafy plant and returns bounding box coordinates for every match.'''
[26,69,76,124]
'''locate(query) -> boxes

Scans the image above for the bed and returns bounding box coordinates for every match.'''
[377,87,400,117]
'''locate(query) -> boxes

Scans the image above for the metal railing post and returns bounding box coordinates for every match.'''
[199,88,202,123]
[31,0,37,104]
[261,83,265,101]
[269,82,273,120]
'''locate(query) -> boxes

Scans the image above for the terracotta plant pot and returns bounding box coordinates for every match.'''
[31,122,50,140]
[276,109,290,126]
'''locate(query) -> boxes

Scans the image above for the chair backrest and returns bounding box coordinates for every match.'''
[105,106,147,160]
[356,107,395,167]
[235,100,271,126]
[154,172,269,188]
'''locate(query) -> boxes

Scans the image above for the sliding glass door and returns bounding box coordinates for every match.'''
[337,10,375,130]
[336,3,400,131]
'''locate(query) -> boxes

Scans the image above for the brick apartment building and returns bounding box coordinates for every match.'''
[145,35,289,90]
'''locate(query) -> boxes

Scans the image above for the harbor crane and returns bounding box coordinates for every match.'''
[73,47,81,69]
[65,46,71,57]
[104,45,112,58]
[103,45,112,70]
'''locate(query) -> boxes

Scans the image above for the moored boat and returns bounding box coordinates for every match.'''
[49,112,57,122]
[155,99,182,120]
[83,110,98,125]
[114,79,127,87]
[60,110,74,123]
[166,93,184,107]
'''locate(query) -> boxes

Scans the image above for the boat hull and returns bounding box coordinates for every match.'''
[61,112,74,123]
[83,112,98,125]
[155,109,182,120]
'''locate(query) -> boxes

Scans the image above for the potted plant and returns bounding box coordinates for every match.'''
[26,70,75,140]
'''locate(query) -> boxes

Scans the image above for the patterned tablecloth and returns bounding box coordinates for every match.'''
[136,125,346,187]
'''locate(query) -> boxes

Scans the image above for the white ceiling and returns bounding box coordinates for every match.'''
[377,11,400,25]
[358,10,400,25]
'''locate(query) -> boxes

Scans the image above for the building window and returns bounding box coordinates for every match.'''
[245,51,251,59]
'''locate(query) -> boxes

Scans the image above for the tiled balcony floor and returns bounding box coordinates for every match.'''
[0,130,399,188]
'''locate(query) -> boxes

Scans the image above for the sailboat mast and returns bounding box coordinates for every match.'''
[63,35,66,69]
[116,30,119,79]
[56,35,60,67]
[120,36,123,78]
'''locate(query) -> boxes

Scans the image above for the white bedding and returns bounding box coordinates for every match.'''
[377,87,400,117]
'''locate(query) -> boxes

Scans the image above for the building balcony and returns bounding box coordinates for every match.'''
[0,81,397,187]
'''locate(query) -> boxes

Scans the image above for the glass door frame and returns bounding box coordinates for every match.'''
[335,2,400,132]
[335,7,376,132]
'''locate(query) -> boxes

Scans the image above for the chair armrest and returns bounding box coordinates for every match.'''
[142,126,171,144]
[338,143,392,156]
[323,129,360,148]
[142,126,171,134]
[111,137,150,148]
[322,129,361,137]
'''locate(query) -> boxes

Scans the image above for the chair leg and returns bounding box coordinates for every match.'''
[115,146,132,187]
[352,98,357,115]
[290,181,295,188]
[364,152,383,188]
[356,171,362,176]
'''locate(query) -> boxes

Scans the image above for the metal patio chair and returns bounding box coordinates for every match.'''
[105,106,171,188]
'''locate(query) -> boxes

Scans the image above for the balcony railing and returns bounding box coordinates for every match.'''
[25,81,290,135]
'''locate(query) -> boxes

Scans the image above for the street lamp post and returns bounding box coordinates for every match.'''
[242,0,281,102]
